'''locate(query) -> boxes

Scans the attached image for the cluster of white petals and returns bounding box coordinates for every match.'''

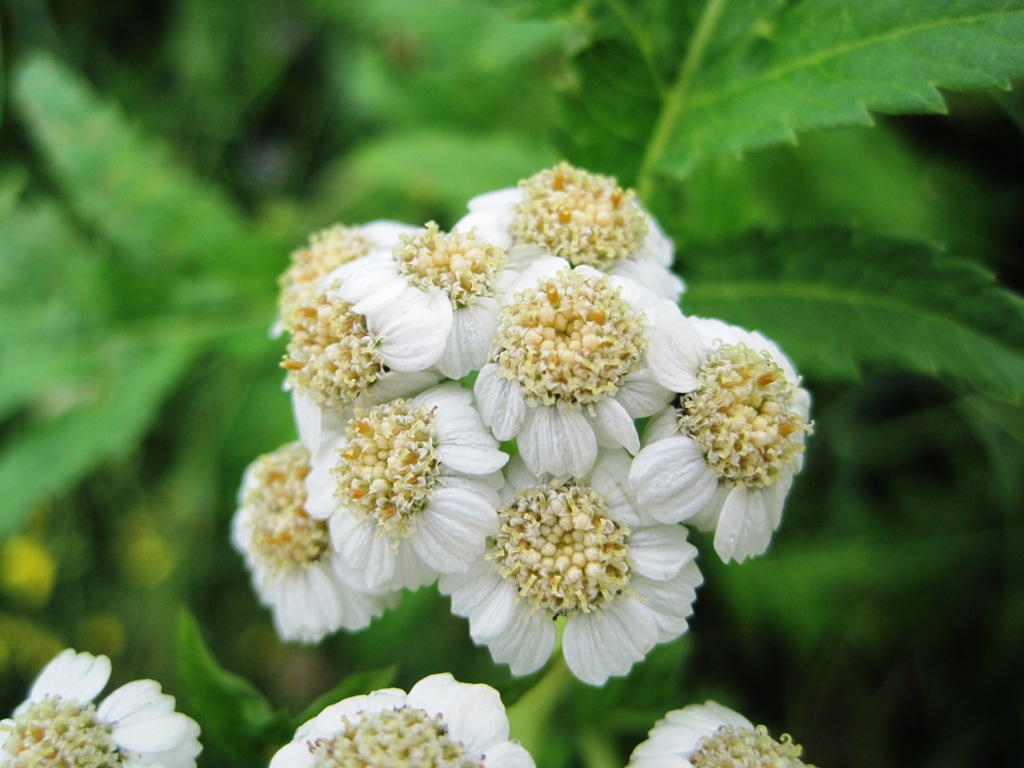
[1,649,201,768]
[234,161,811,689]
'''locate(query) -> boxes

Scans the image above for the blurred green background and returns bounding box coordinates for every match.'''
[1,1,1023,766]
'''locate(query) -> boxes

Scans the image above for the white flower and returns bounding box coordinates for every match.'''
[232,442,397,643]
[627,700,813,768]
[330,221,513,379]
[629,318,812,564]
[306,383,507,591]
[0,648,201,768]
[456,162,684,302]
[269,672,535,768]
[275,220,418,337]
[474,258,698,479]
[283,275,442,451]
[440,451,703,687]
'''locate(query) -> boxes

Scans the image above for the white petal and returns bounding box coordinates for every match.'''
[373,292,452,372]
[640,405,682,445]
[291,389,323,454]
[474,364,526,441]
[481,607,557,676]
[589,398,640,453]
[410,489,498,573]
[304,451,339,520]
[441,563,518,639]
[270,740,317,768]
[646,302,703,393]
[562,598,657,686]
[335,255,406,312]
[103,683,192,753]
[28,649,110,705]
[391,540,438,590]
[629,437,720,524]
[611,255,684,303]
[616,368,674,418]
[518,406,597,479]
[714,486,773,563]
[587,450,644,529]
[438,300,501,379]
[630,525,695,581]
[483,740,537,768]
[631,563,703,643]
[407,673,509,755]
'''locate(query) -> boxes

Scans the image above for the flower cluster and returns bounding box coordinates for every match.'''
[233,161,812,686]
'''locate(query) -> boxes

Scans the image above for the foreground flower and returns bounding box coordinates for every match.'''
[233,442,396,643]
[630,318,812,563]
[474,259,697,479]
[332,221,512,379]
[457,161,684,302]
[440,451,702,686]
[283,277,442,450]
[275,220,418,336]
[0,648,201,768]
[269,673,535,768]
[306,383,507,591]
[627,700,815,768]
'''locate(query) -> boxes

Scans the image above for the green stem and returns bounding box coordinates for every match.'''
[635,0,727,200]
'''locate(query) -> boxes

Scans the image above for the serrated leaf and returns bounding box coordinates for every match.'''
[659,0,1024,176]
[681,230,1024,404]
[0,344,193,535]
[291,665,398,730]
[177,608,292,766]
[12,52,281,284]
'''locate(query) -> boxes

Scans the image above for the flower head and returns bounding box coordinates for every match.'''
[269,673,534,768]
[0,649,201,768]
[628,700,815,768]
[475,260,697,478]
[233,442,397,643]
[457,162,684,302]
[441,451,702,686]
[306,383,507,591]
[630,318,811,563]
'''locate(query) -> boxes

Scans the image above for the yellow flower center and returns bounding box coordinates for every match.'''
[394,222,507,308]
[491,268,646,407]
[3,697,120,768]
[332,401,440,539]
[510,162,648,270]
[282,292,384,411]
[679,343,810,488]
[489,480,631,616]
[246,443,330,573]
[278,225,373,331]
[310,706,483,768]
[690,724,813,768]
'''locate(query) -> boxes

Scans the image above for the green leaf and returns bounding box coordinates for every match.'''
[177,608,292,766]
[12,52,281,284]
[291,665,398,730]
[0,344,193,535]
[681,230,1024,404]
[658,0,1024,176]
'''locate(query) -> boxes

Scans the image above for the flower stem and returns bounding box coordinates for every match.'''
[635,0,728,201]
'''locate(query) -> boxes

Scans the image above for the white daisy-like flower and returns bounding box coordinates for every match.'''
[305,383,507,591]
[474,258,698,479]
[627,700,815,768]
[329,221,513,379]
[440,451,703,687]
[0,648,201,768]
[275,220,418,337]
[456,162,684,302]
[629,318,812,564]
[232,441,397,643]
[282,276,442,451]
[269,672,535,768]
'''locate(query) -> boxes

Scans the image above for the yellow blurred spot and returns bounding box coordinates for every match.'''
[0,536,57,608]
[75,613,126,659]
[122,533,175,587]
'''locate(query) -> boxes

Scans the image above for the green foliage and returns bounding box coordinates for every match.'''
[682,230,1024,404]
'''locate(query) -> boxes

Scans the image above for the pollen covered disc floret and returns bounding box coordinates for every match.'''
[3,697,118,768]
[309,706,483,768]
[244,443,330,573]
[282,292,384,412]
[394,222,507,308]
[680,342,810,488]
[491,479,631,615]
[493,267,646,407]
[690,724,810,768]
[511,162,648,271]
[332,400,440,539]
